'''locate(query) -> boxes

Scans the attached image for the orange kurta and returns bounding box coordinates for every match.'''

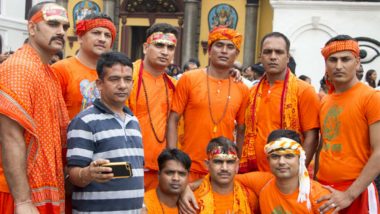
[128,60,176,190]
[144,189,178,214]
[259,179,332,213]
[52,56,98,119]
[318,82,380,183]
[243,78,320,172]
[171,69,249,174]
[0,44,69,213]
[195,174,255,213]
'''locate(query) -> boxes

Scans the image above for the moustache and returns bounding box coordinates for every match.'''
[48,36,65,46]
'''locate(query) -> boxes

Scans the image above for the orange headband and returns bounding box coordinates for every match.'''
[146,32,177,46]
[30,4,68,24]
[207,146,237,160]
[76,18,116,45]
[321,40,360,60]
[208,27,242,51]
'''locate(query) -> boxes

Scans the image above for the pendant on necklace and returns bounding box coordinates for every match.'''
[213,125,217,133]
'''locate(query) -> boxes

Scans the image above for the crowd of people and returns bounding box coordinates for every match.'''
[0,1,380,214]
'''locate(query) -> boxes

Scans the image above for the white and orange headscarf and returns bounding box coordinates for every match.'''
[265,137,311,210]
[30,4,68,24]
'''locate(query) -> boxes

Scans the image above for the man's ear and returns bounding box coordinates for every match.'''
[143,43,149,55]
[28,22,37,37]
[96,79,102,91]
[204,160,210,172]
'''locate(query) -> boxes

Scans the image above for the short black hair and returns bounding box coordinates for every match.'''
[267,129,301,144]
[207,136,238,156]
[183,58,200,71]
[260,32,291,53]
[55,51,63,60]
[96,52,133,79]
[251,63,265,76]
[188,58,200,67]
[27,1,56,21]
[299,75,310,81]
[158,149,192,172]
[324,35,356,46]
[288,56,296,74]
[82,12,113,22]
[146,23,178,40]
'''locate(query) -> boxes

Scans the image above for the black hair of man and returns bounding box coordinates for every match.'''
[267,129,301,144]
[158,148,192,172]
[96,51,133,79]
[299,75,310,82]
[27,1,56,20]
[260,32,290,53]
[288,56,296,74]
[320,76,328,93]
[82,12,113,22]
[251,63,265,76]
[188,58,200,67]
[324,35,356,46]
[207,136,238,156]
[146,23,178,40]
[183,58,200,71]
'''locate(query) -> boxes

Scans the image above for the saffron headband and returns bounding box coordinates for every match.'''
[207,146,238,160]
[208,27,242,51]
[76,18,116,45]
[265,137,311,210]
[146,32,177,46]
[30,4,68,24]
[321,40,360,60]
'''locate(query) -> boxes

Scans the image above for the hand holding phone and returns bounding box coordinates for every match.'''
[101,162,133,179]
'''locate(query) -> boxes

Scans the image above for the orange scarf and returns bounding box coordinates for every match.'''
[195,174,251,213]
[240,69,300,172]
[128,59,175,110]
[0,44,69,212]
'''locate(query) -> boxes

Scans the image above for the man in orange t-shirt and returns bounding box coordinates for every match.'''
[317,35,380,213]
[143,149,191,214]
[260,129,331,213]
[52,13,116,119]
[240,32,320,173]
[127,23,178,191]
[0,2,69,213]
[167,27,249,180]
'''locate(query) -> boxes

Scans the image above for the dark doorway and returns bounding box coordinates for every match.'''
[130,26,148,62]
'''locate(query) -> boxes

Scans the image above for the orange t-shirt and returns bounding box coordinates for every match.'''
[144,189,178,214]
[259,179,332,213]
[318,82,380,183]
[128,60,176,171]
[235,171,273,196]
[171,69,249,174]
[247,79,320,171]
[52,57,98,119]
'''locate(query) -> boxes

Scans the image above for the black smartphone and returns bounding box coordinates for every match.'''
[101,162,133,178]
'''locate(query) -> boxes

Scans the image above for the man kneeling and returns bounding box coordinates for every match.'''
[194,137,256,213]
[144,149,191,213]
[260,129,332,213]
